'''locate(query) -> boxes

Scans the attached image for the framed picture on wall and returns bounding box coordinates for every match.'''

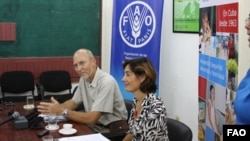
[173,0,200,33]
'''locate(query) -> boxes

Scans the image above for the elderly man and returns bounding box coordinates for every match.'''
[37,48,127,127]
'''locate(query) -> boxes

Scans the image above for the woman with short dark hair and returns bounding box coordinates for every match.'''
[122,57,169,141]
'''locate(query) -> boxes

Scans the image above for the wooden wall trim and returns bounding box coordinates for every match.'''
[0,56,101,83]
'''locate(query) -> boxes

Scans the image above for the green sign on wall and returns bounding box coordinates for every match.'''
[173,0,199,33]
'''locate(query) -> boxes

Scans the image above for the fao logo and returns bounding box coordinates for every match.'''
[119,1,156,48]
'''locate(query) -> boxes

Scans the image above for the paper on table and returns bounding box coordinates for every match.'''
[59,133,110,141]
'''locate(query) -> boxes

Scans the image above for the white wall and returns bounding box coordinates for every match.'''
[101,1,113,73]
[160,0,198,140]
[101,1,249,141]
[238,0,250,81]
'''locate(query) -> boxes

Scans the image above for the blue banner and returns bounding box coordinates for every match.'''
[199,54,227,87]
[110,0,164,100]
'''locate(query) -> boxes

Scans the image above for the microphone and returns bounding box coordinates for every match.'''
[0,111,20,126]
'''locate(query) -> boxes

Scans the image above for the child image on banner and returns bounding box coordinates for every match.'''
[205,83,225,141]
[206,84,220,134]
[199,7,211,54]
[199,7,216,55]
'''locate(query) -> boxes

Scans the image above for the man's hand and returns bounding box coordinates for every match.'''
[37,97,64,115]
[50,97,59,104]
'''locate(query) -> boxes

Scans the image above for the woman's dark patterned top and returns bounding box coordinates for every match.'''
[128,93,169,141]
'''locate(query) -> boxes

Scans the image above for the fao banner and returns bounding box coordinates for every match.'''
[110,0,164,100]
[198,1,238,141]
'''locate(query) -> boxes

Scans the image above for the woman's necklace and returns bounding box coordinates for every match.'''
[134,101,143,119]
[134,110,138,118]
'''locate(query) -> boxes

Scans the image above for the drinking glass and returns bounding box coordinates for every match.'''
[42,135,53,141]
[47,113,58,130]
[26,95,34,109]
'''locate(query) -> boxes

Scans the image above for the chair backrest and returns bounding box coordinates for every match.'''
[0,70,35,102]
[167,118,193,141]
[40,70,72,92]
[102,99,133,141]
[39,70,72,102]
[124,99,133,121]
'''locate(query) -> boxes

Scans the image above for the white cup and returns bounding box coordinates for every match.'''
[26,95,34,108]
[42,135,53,141]
[63,123,73,130]
[47,114,57,130]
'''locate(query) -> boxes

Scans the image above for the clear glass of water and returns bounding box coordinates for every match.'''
[47,114,58,130]
[42,135,53,141]
[26,95,34,109]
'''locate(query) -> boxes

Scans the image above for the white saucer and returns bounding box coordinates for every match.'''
[23,105,35,110]
[59,128,77,135]
[45,125,59,131]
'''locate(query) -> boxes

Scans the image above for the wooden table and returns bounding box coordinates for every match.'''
[0,101,94,141]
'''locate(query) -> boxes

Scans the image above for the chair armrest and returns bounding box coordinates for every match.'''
[102,131,127,141]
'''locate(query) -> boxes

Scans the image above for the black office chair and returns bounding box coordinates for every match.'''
[124,99,133,121]
[102,99,133,141]
[38,70,73,103]
[167,118,193,141]
[0,71,35,102]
